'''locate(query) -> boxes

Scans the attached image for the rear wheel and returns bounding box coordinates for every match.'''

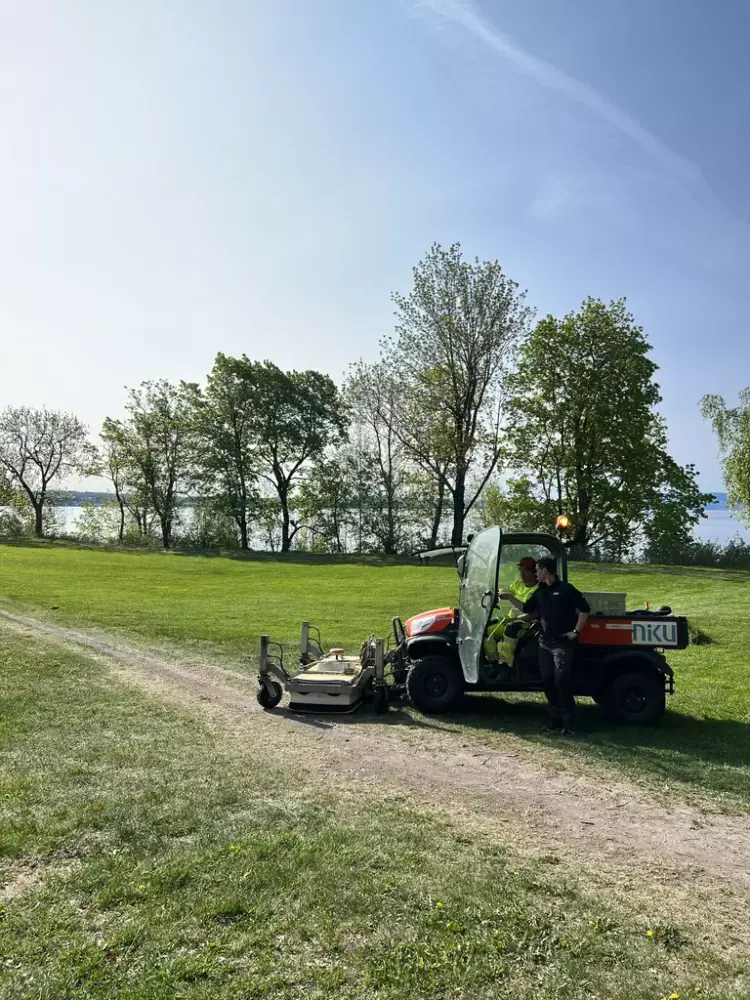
[406,655,464,715]
[603,671,665,726]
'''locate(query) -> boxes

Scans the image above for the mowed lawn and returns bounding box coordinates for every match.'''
[1,542,750,809]
[0,544,458,654]
[2,628,747,999]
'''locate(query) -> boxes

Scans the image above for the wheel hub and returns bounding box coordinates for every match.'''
[622,687,647,714]
[425,672,449,698]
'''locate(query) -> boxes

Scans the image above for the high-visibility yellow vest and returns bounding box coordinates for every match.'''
[484,581,539,662]
[507,579,537,617]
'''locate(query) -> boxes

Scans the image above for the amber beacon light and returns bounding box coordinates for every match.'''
[555,514,570,532]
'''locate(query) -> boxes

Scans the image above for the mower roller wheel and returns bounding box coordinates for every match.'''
[603,670,665,726]
[257,680,283,710]
[406,654,463,715]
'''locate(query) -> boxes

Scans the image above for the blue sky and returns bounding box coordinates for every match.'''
[1,0,748,490]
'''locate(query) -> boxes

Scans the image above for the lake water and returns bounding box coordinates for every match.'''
[53,505,750,547]
[694,508,749,544]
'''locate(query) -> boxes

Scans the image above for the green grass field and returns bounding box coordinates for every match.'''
[1,542,749,810]
[2,628,747,999]
[2,542,750,998]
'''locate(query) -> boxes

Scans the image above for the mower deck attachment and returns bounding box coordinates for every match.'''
[256,622,389,714]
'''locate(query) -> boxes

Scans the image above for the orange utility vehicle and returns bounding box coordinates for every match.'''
[257,525,689,725]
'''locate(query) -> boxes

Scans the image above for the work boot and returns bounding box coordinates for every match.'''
[541,717,562,733]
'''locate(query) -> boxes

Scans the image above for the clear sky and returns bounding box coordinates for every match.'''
[1,0,748,491]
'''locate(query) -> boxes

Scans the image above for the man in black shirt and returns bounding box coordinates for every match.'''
[523,557,590,735]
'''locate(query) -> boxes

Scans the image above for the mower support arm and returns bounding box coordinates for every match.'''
[374,638,385,688]
[300,620,324,664]
[259,634,289,691]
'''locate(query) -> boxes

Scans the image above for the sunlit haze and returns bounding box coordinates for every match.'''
[1,0,748,491]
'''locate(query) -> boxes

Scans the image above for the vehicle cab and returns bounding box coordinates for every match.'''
[400,526,684,725]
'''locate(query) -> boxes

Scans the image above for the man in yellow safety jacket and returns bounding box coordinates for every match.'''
[484,557,538,666]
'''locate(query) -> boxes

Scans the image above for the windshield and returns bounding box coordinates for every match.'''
[457,525,501,683]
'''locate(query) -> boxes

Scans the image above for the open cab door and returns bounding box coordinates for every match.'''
[457,525,502,684]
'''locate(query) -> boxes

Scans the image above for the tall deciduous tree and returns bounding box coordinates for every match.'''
[297,454,353,554]
[701,389,750,527]
[100,419,154,543]
[247,362,348,552]
[505,298,709,556]
[340,426,377,553]
[103,381,193,549]
[187,353,261,550]
[0,407,95,537]
[344,362,412,554]
[384,242,531,546]
[643,458,713,563]
[0,471,17,507]
[478,478,557,533]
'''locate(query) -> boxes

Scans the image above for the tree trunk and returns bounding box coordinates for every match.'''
[384,521,396,555]
[571,491,589,559]
[428,477,446,548]
[33,501,44,539]
[112,484,126,543]
[570,526,589,561]
[332,502,343,553]
[239,514,249,550]
[161,517,172,549]
[280,491,291,553]
[450,473,466,548]
[385,485,396,554]
[357,487,363,553]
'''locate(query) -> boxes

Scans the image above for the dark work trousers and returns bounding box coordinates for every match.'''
[539,640,575,726]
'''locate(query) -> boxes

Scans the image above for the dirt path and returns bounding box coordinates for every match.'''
[3,608,750,908]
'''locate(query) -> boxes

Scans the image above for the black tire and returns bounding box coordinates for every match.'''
[257,681,283,710]
[603,671,665,726]
[373,686,389,714]
[406,655,464,715]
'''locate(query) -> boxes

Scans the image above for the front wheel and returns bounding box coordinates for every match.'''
[603,671,665,726]
[257,680,283,710]
[406,655,464,715]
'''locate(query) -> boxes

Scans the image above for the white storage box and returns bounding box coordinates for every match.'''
[583,591,627,615]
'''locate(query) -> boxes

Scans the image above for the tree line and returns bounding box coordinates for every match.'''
[1,242,742,560]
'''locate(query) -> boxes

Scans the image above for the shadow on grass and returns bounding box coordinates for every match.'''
[276,699,445,733]
[456,694,750,807]
[1,537,424,568]
[270,692,750,807]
